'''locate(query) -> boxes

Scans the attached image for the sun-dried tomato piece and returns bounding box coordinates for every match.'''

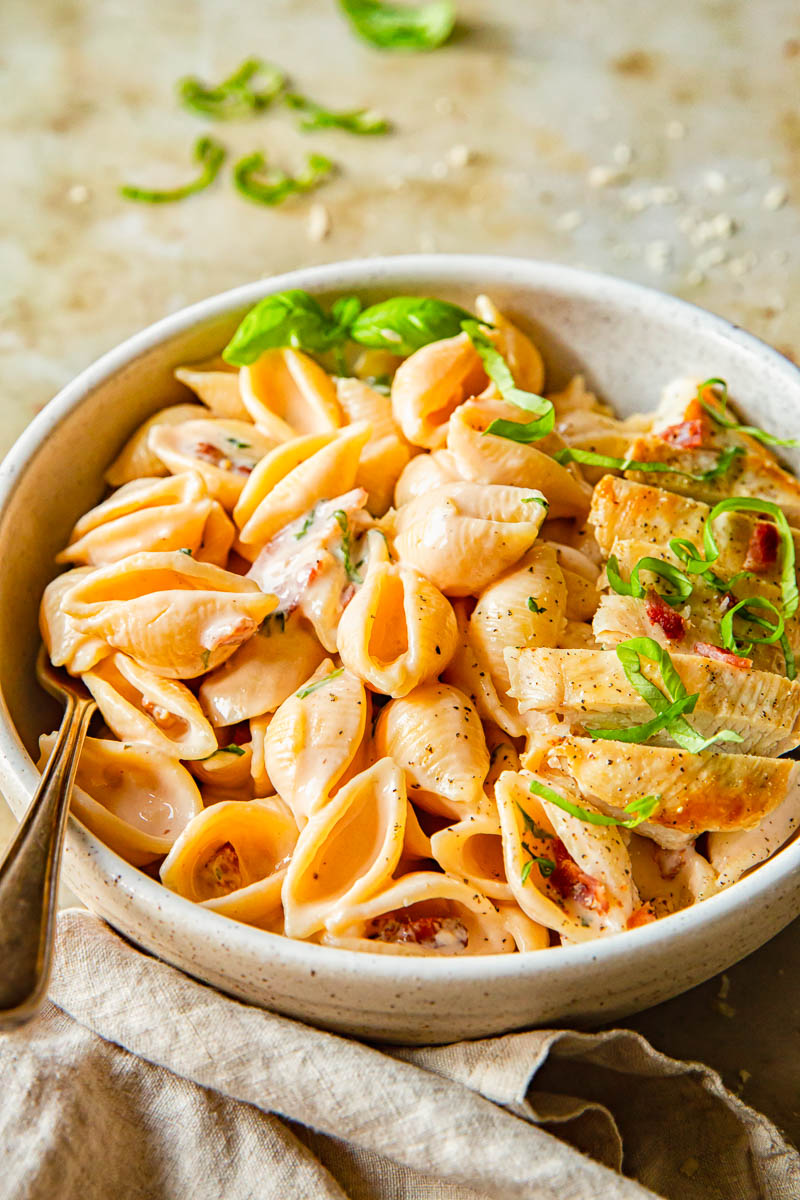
[694,641,753,670]
[644,588,686,641]
[661,396,708,449]
[743,521,779,572]
[368,912,469,950]
[549,840,608,913]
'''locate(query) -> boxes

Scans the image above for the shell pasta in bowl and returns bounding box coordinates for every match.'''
[3,256,800,1040]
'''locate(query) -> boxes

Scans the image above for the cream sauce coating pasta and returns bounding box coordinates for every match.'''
[37,292,800,951]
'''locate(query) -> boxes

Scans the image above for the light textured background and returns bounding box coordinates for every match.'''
[2,0,800,1148]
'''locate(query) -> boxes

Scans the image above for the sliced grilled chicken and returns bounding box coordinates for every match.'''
[544,735,796,835]
[506,646,800,756]
[707,788,800,887]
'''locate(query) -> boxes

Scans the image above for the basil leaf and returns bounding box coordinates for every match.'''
[178,59,286,120]
[297,667,344,699]
[233,150,334,207]
[333,509,363,583]
[606,554,694,609]
[339,0,456,51]
[515,801,552,841]
[587,692,698,743]
[701,497,798,619]
[284,92,390,134]
[223,289,353,365]
[461,319,555,443]
[553,445,744,483]
[720,596,785,655]
[120,136,226,204]
[349,297,474,355]
[529,779,661,830]
[699,378,800,449]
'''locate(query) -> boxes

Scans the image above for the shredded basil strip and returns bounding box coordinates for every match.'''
[515,801,552,841]
[697,497,799,619]
[461,319,556,443]
[349,297,475,355]
[222,289,359,364]
[120,136,226,204]
[698,378,800,449]
[606,554,694,609]
[553,445,744,483]
[178,59,286,119]
[529,779,661,830]
[587,636,743,752]
[719,596,796,679]
[297,667,344,698]
[338,0,456,51]
[233,150,334,207]
[333,510,363,583]
[284,92,390,134]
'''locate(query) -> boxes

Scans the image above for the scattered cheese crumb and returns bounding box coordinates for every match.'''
[67,184,90,205]
[728,251,758,277]
[588,164,627,188]
[446,144,474,169]
[686,267,705,286]
[695,244,728,271]
[713,972,736,1018]
[680,1157,700,1179]
[644,240,672,273]
[665,119,686,140]
[306,203,331,242]
[704,169,728,195]
[763,183,789,211]
[556,210,583,232]
[434,96,454,116]
[691,213,736,246]
[612,142,633,166]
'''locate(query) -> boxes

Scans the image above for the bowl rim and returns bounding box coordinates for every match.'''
[3,251,800,984]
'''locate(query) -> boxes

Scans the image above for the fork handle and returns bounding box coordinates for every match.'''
[0,693,95,1029]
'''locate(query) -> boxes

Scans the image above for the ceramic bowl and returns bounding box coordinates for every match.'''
[2,255,799,1044]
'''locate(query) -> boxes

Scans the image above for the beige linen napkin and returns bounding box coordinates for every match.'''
[0,910,797,1200]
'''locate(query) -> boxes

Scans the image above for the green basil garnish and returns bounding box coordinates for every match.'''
[349,297,474,355]
[178,59,286,120]
[553,445,744,483]
[719,596,796,679]
[701,498,798,619]
[233,150,334,207]
[333,510,363,583]
[284,92,390,134]
[698,378,800,449]
[222,289,359,365]
[587,636,743,752]
[529,779,661,830]
[297,667,344,698]
[339,0,456,51]
[120,136,226,204]
[461,319,555,443]
[606,554,694,609]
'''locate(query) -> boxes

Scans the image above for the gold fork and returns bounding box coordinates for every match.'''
[0,647,96,1029]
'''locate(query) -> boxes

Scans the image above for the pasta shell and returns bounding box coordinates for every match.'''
[496,770,635,941]
[246,489,373,651]
[474,295,545,394]
[234,424,371,549]
[266,660,368,825]
[40,567,110,675]
[175,357,250,419]
[160,796,298,928]
[628,835,719,917]
[375,681,490,818]
[198,611,325,725]
[394,482,546,596]
[239,348,342,440]
[336,377,412,514]
[337,560,457,697]
[545,541,600,622]
[393,448,460,507]
[249,713,276,797]
[56,473,232,567]
[149,419,275,511]
[39,733,202,866]
[281,758,409,938]
[707,788,800,888]
[441,599,525,738]
[83,652,218,759]
[391,332,487,449]
[105,404,205,487]
[494,902,550,951]
[430,813,512,899]
[323,871,514,955]
[62,550,275,679]
[470,543,567,696]
[447,399,592,519]
[484,731,521,797]
[188,741,254,790]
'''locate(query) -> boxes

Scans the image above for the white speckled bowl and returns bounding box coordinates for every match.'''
[2,255,799,1044]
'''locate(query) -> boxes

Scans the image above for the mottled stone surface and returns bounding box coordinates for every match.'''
[2,0,800,1149]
